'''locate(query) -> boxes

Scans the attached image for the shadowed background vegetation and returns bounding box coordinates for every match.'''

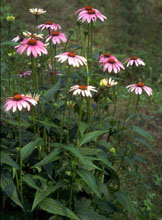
[1,0,162,219]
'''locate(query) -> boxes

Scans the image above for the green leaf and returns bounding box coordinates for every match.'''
[98,141,112,150]
[115,191,132,213]
[32,148,61,168]
[96,152,114,170]
[1,171,23,209]
[1,151,19,169]
[97,200,119,213]
[77,169,101,198]
[32,184,56,211]
[39,198,80,220]
[79,130,109,147]
[132,126,154,142]
[63,145,101,171]
[135,137,152,149]
[22,174,40,190]
[77,207,106,220]
[36,120,59,131]
[43,78,61,101]
[3,118,30,127]
[79,122,89,137]
[21,138,42,160]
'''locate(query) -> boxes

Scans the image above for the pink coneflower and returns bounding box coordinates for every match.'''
[125,56,145,67]
[12,35,24,42]
[76,6,100,14]
[77,8,107,23]
[102,58,125,74]
[37,21,61,31]
[4,94,37,112]
[126,82,152,96]
[99,53,118,64]
[18,70,32,77]
[46,31,67,45]
[70,85,97,97]
[55,52,87,67]
[15,38,48,58]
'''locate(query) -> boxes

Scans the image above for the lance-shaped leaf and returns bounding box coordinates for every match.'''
[1,171,23,209]
[32,148,62,168]
[132,126,154,142]
[77,169,101,198]
[21,138,42,160]
[79,130,109,147]
[1,151,19,169]
[39,198,80,220]
[43,78,61,101]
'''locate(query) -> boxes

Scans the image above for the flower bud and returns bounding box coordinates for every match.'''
[6,15,15,22]
[110,147,116,153]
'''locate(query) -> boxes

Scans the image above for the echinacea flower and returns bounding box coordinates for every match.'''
[125,56,145,67]
[77,8,107,23]
[18,71,32,77]
[70,85,97,97]
[6,15,15,22]
[15,38,48,58]
[102,58,125,74]
[29,8,46,15]
[99,53,118,64]
[46,31,67,45]
[76,6,100,14]
[126,82,152,96]
[25,93,40,101]
[12,35,24,42]
[4,94,37,112]
[37,21,61,31]
[22,31,44,39]
[55,52,87,67]
[100,78,118,87]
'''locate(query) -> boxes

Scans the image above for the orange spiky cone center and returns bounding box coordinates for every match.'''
[104,53,111,58]
[13,94,23,101]
[131,56,138,60]
[88,9,96,14]
[108,58,115,64]
[46,21,53,25]
[28,39,37,45]
[68,52,76,57]
[52,31,59,36]
[79,85,88,90]
[137,82,144,87]
[85,6,93,10]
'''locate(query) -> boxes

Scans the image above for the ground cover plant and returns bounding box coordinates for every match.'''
[1,0,162,219]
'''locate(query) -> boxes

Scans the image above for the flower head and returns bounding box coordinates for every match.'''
[15,38,48,58]
[126,82,152,96]
[55,52,87,67]
[6,15,15,22]
[77,7,107,23]
[125,56,145,67]
[4,94,37,112]
[12,35,24,43]
[102,58,125,74]
[22,31,44,39]
[25,93,40,102]
[18,71,32,77]
[99,53,118,64]
[46,31,67,45]
[70,85,97,97]
[37,21,61,31]
[29,8,46,15]
[100,78,118,87]
[76,6,100,14]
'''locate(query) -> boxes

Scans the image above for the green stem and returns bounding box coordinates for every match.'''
[18,111,23,206]
[118,95,140,171]
[50,41,54,85]
[60,66,70,144]
[31,55,37,91]
[54,44,57,84]
[76,96,83,147]
[123,92,132,127]
[64,32,73,51]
